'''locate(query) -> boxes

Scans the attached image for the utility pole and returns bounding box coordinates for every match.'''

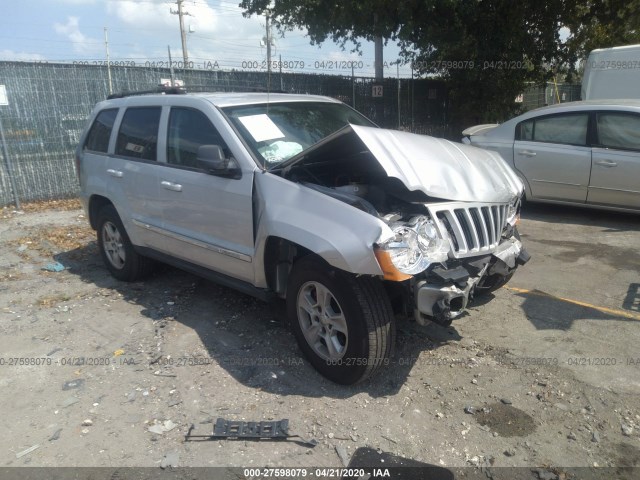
[104,27,113,95]
[170,0,191,67]
[168,45,175,86]
[265,11,272,91]
[0,85,20,209]
[374,35,383,82]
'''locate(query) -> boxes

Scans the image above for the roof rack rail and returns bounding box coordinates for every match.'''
[181,84,289,94]
[107,85,187,100]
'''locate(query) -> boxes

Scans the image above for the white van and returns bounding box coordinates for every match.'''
[582,44,640,100]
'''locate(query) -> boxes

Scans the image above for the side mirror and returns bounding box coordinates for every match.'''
[196,144,241,179]
[197,145,227,171]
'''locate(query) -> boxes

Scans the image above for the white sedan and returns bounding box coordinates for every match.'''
[463,100,640,212]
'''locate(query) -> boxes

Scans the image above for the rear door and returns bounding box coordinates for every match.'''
[109,106,166,250]
[588,111,640,209]
[513,112,591,202]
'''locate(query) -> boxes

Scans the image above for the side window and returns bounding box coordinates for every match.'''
[83,109,118,153]
[517,119,533,141]
[597,112,640,151]
[532,114,589,146]
[167,107,228,169]
[115,107,161,161]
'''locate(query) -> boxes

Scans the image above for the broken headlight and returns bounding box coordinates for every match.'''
[506,195,521,227]
[378,216,449,275]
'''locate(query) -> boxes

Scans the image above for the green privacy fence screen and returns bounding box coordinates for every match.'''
[0,61,576,207]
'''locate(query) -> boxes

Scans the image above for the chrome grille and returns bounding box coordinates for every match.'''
[430,203,509,258]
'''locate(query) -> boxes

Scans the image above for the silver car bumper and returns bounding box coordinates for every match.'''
[413,236,527,325]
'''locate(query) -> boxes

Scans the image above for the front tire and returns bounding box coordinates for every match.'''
[96,205,153,281]
[287,257,395,385]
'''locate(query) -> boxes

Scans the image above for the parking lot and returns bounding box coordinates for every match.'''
[0,200,639,476]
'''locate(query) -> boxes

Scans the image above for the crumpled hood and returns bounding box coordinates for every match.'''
[280,125,523,203]
[349,125,523,203]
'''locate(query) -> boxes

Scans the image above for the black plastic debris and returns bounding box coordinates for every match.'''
[184,418,317,448]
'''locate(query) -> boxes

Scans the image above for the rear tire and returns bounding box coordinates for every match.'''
[287,257,395,385]
[96,205,153,281]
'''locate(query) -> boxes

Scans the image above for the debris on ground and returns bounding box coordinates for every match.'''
[160,451,180,469]
[15,445,40,459]
[148,420,177,435]
[42,261,65,272]
[335,445,349,467]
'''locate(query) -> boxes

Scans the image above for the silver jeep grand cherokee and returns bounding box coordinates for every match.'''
[76,89,529,384]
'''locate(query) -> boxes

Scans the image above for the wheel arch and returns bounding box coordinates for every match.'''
[88,195,115,230]
[262,236,315,298]
[252,173,388,289]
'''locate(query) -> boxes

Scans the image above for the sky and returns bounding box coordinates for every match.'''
[0,0,413,78]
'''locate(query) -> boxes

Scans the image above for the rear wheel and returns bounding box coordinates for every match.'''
[287,257,395,385]
[96,205,153,281]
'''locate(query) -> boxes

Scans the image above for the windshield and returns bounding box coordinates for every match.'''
[221,101,376,168]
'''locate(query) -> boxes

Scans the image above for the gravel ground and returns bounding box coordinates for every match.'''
[0,203,638,479]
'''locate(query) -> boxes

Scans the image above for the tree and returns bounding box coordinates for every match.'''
[565,0,640,58]
[240,0,400,47]
[564,0,640,82]
[395,0,570,125]
[240,0,640,128]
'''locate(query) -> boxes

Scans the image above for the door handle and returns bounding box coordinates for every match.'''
[517,150,537,157]
[107,169,123,178]
[161,180,183,192]
[595,160,617,168]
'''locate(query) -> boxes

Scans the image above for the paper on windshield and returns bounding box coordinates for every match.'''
[238,114,285,142]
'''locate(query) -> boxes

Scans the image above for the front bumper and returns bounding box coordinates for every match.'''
[413,236,530,325]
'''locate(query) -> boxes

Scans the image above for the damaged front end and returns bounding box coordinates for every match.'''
[377,200,530,326]
[275,123,530,327]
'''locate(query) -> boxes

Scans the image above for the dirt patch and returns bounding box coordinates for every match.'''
[1,205,640,470]
[9,224,94,256]
[0,270,25,282]
[474,403,537,437]
[37,293,72,308]
[1,198,82,220]
[613,442,640,467]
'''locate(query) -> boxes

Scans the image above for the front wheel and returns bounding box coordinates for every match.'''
[287,257,395,385]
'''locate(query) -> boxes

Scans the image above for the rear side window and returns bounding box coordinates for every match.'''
[518,119,533,141]
[167,107,229,168]
[597,112,640,151]
[516,113,589,146]
[83,109,117,153]
[115,107,161,161]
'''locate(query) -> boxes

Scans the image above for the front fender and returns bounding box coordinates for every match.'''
[253,172,392,287]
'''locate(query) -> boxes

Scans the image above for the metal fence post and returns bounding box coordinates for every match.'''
[0,114,20,209]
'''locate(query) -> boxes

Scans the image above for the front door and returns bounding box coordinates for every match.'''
[513,112,591,202]
[157,107,255,282]
[588,111,640,210]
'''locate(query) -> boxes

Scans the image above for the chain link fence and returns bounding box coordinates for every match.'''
[521,82,582,111]
[0,61,577,207]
